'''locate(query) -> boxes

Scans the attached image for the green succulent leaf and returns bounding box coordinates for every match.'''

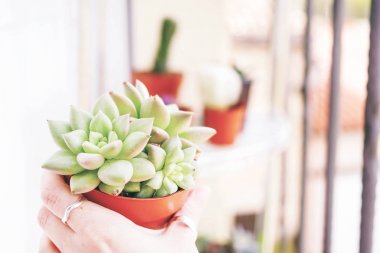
[89,111,113,136]
[166,104,179,112]
[76,153,105,170]
[147,144,166,171]
[129,118,154,134]
[135,152,148,159]
[140,96,170,129]
[98,160,133,186]
[109,91,137,117]
[42,150,85,175]
[162,163,177,176]
[70,170,100,194]
[47,120,72,150]
[89,131,103,145]
[99,140,123,159]
[165,147,184,164]
[182,147,197,162]
[108,131,119,143]
[124,82,143,111]
[135,80,150,99]
[149,127,169,144]
[175,175,195,190]
[163,177,178,194]
[165,111,193,136]
[135,185,155,198]
[146,171,164,190]
[162,135,182,151]
[70,105,92,132]
[180,138,197,149]
[154,186,169,197]
[112,114,130,140]
[123,182,141,192]
[98,141,107,148]
[82,141,101,153]
[93,94,119,120]
[63,130,88,154]
[116,132,150,160]
[130,158,156,182]
[177,162,196,174]
[162,136,182,161]
[98,183,124,196]
[179,126,216,144]
[170,172,184,183]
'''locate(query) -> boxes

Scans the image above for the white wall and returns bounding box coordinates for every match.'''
[0,1,130,252]
[0,1,80,252]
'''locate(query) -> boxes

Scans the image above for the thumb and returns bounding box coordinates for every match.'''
[166,186,210,237]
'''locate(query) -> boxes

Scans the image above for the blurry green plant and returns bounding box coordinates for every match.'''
[152,18,177,73]
[42,80,216,197]
[347,0,370,18]
[315,0,370,19]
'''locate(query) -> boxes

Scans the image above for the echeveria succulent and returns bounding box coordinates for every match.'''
[42,81,216,198]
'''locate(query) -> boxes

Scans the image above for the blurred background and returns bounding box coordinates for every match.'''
[0,0,379,252]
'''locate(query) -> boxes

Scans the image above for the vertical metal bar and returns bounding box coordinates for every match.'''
[270,0,290,114]
[279,154,287,253]
[323,0,344,253]
[126,0,134,76]
[359,1,380,252]
[298,0,313,252]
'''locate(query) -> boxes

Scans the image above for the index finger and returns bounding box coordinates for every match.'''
[40,172,123,232]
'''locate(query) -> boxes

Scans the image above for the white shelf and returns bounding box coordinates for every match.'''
[197,113,291,176]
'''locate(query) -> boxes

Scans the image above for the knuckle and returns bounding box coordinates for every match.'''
[41,190,59,210]
[94,241,113,253]
[81,226,114,253]
[38,208,50,229]
[84,235,113,253]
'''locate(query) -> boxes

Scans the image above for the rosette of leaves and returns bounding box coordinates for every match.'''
[42,81,216,198]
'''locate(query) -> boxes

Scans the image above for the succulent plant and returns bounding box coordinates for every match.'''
[198,64,242,110]
[42,81,216,198]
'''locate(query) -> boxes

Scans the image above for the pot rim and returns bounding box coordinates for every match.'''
[86,188,190,201]
[132,71,182,76]
[205,102,245,112]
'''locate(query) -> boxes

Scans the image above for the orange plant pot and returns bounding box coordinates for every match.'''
[204,104,245,145]
[132,71,182,103]
[84,189,190,229]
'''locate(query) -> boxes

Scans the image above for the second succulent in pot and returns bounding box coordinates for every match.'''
[42,81,215,198]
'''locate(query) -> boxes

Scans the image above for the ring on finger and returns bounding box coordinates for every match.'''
[61,198,84,225]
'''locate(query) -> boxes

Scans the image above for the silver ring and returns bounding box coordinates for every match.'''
[61,199,84,225]
[171,215,198,239]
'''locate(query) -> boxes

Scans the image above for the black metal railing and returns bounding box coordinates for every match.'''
[298,0,313,252]
[359,0,380,253]
[299,0,379,252]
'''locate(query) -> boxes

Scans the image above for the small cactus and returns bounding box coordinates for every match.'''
[152,18,177,73]
[42,81,216,198]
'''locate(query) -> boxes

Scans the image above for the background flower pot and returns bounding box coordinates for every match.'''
[132,71,183,103]
[84,189,190,229]
[204,104,245,145]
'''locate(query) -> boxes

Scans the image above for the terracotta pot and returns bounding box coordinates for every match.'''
[84,189,190,229]
[204,104,245,145]
[132,71,183,104]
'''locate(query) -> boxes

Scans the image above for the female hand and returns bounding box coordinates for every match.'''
[38,172,209,253]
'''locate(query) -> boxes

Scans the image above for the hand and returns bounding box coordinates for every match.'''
[38,172,210,253]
